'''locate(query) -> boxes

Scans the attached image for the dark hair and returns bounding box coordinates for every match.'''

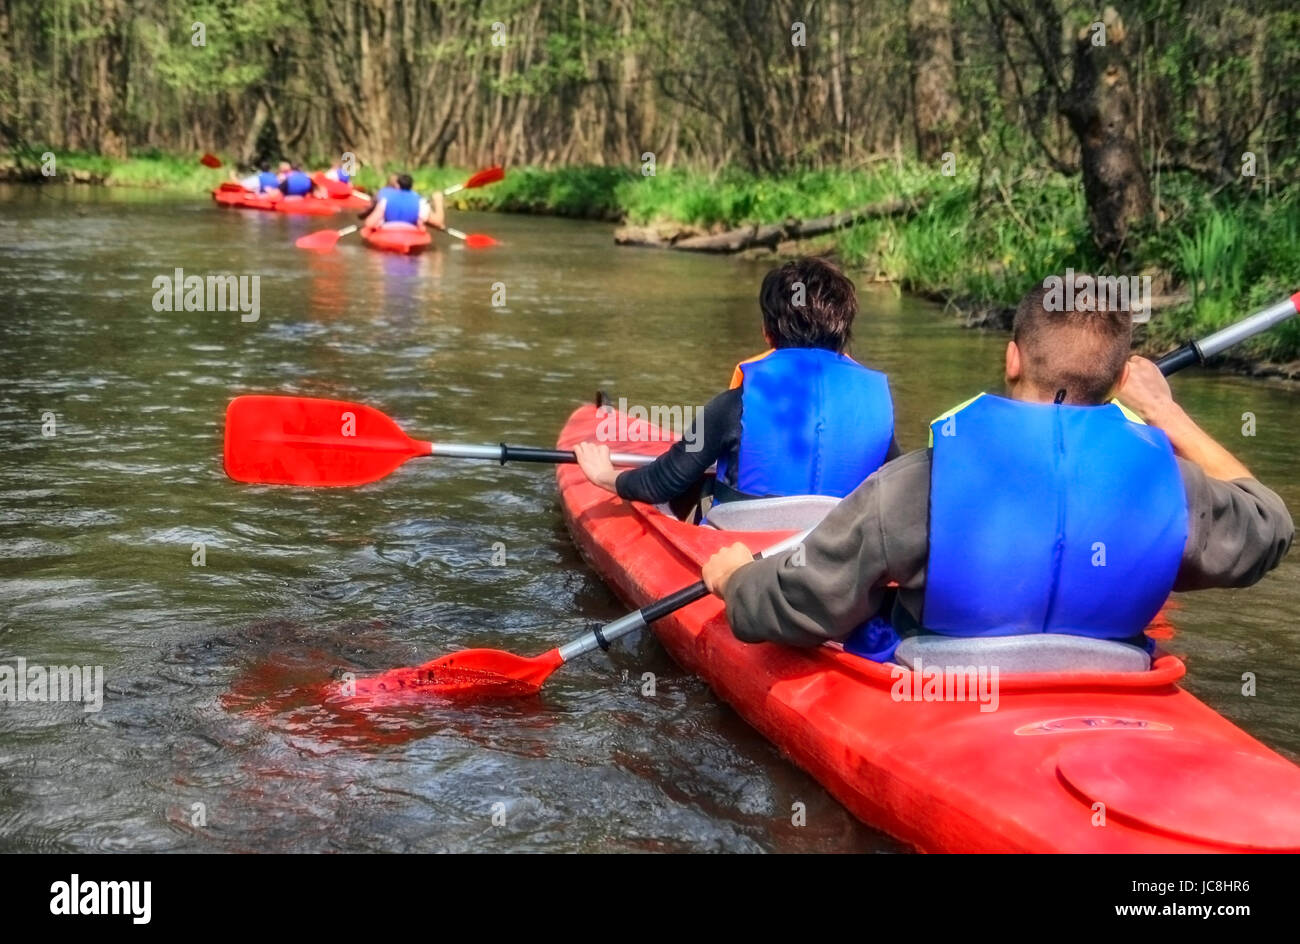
[1013,274,1133,404]
[397,173,414,190]
[758,258,857,352]
[258,161,269,172]
[290,161,301,170]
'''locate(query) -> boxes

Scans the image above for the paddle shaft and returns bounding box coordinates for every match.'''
[432,441,652,467]
[556,530,810,662]
[1156,293,1300,375]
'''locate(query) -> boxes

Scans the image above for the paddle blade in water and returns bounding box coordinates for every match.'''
[200,152,222,168]
[295,228,344,251]
[223,394,431,486]
[463,166,505,190]
[463,233,500,249]
[342,648,564,701]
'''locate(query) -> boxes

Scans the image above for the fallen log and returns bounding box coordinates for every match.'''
[614,195,926,252]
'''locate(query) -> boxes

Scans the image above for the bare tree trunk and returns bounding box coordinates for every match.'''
[907,0,959,162]
[1061,7,1152,257]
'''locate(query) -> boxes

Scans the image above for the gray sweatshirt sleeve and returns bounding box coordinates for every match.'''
[723,449,932,646]
[1174,460,1294,590]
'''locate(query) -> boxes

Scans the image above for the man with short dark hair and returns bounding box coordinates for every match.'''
[362,172,445,231]
[701,274,1293,658]
[574,257,898,517]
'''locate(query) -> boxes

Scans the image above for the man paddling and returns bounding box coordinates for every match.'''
[573,257,899,520]
[279,161,320,199]
[701,275,1293,658]
[362,173,445,232]
[235,160,280,193]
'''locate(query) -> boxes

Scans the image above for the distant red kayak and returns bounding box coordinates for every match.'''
[361,224,432,254]
[312,172,371,211]
[211,186,281,210]
[556,403,1300,853]
[275,196,342,216]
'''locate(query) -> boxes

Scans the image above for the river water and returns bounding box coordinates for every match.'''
[1,185,1296,852]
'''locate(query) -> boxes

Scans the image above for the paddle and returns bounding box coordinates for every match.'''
[443,226,500,249]
[339,529,810,701]
[296,225,358,251]
[340,292,1300,701]
[1156,292,1300,374]
[223,394,653,486]
[295,167,504,251]
[200,153,222,168]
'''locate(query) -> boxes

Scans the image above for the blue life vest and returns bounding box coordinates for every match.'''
[283,170,313,196]
[257,171,280,191]
[923,394,1188,640]
[715,348,894,499]
[333,168,350,184]
[383,189,421,225]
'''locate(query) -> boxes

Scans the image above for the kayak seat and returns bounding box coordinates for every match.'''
[703,495,841,532]
[894,633,1151,674]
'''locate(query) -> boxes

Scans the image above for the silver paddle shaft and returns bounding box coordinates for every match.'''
[1197,295,1299,359]
[556,528,812,662]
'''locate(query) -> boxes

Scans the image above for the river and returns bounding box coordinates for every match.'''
[0,185,1296,852]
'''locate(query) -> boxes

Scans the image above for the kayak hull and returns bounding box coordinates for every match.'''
[275,197,341,216]
[361,224,432,255]
[211,187,281,210]
[556,403,1300,853]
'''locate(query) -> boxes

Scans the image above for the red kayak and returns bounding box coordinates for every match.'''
[313,172,371,211]
[361,224,432,255]
[275,196,341,216]
[556,403,1300,853]
[211,186,281,210]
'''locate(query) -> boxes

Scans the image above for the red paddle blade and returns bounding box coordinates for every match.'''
[462,165,504,190]
[200,152,222,168]
[224,395,431,486]
[340,648,563,701]
[463,233,500,249]
[295,229,343,251]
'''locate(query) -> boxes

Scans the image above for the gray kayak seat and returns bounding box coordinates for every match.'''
[894,633,1152,674]
[703,495,842,532]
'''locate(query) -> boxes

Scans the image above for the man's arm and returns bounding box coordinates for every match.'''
[1117,354,1293,586]
[574,389,739,503]
[362,199,385,229]
[1174,460,1293,590]
[1115,355,1252,480]
[705,450,932,646]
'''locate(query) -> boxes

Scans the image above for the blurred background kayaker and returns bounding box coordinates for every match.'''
[361,173,445,232]
[702,273,1294,660]
[574,257,899,521]
[232,160,279,193]
[279,161,321,199]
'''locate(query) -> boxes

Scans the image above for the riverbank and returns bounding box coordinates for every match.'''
[5,148,1297,368]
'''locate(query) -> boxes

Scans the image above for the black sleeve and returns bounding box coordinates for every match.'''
[615,388,741,505]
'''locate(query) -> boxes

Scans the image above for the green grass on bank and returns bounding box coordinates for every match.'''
[7,148,1298,363]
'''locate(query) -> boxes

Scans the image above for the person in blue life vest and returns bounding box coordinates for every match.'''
[234,160,280,193]
[573,257,900,520]
[361,173,445,231]
[700,274,1293,660]
[279,161,321,199]
[323,161,351,185]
